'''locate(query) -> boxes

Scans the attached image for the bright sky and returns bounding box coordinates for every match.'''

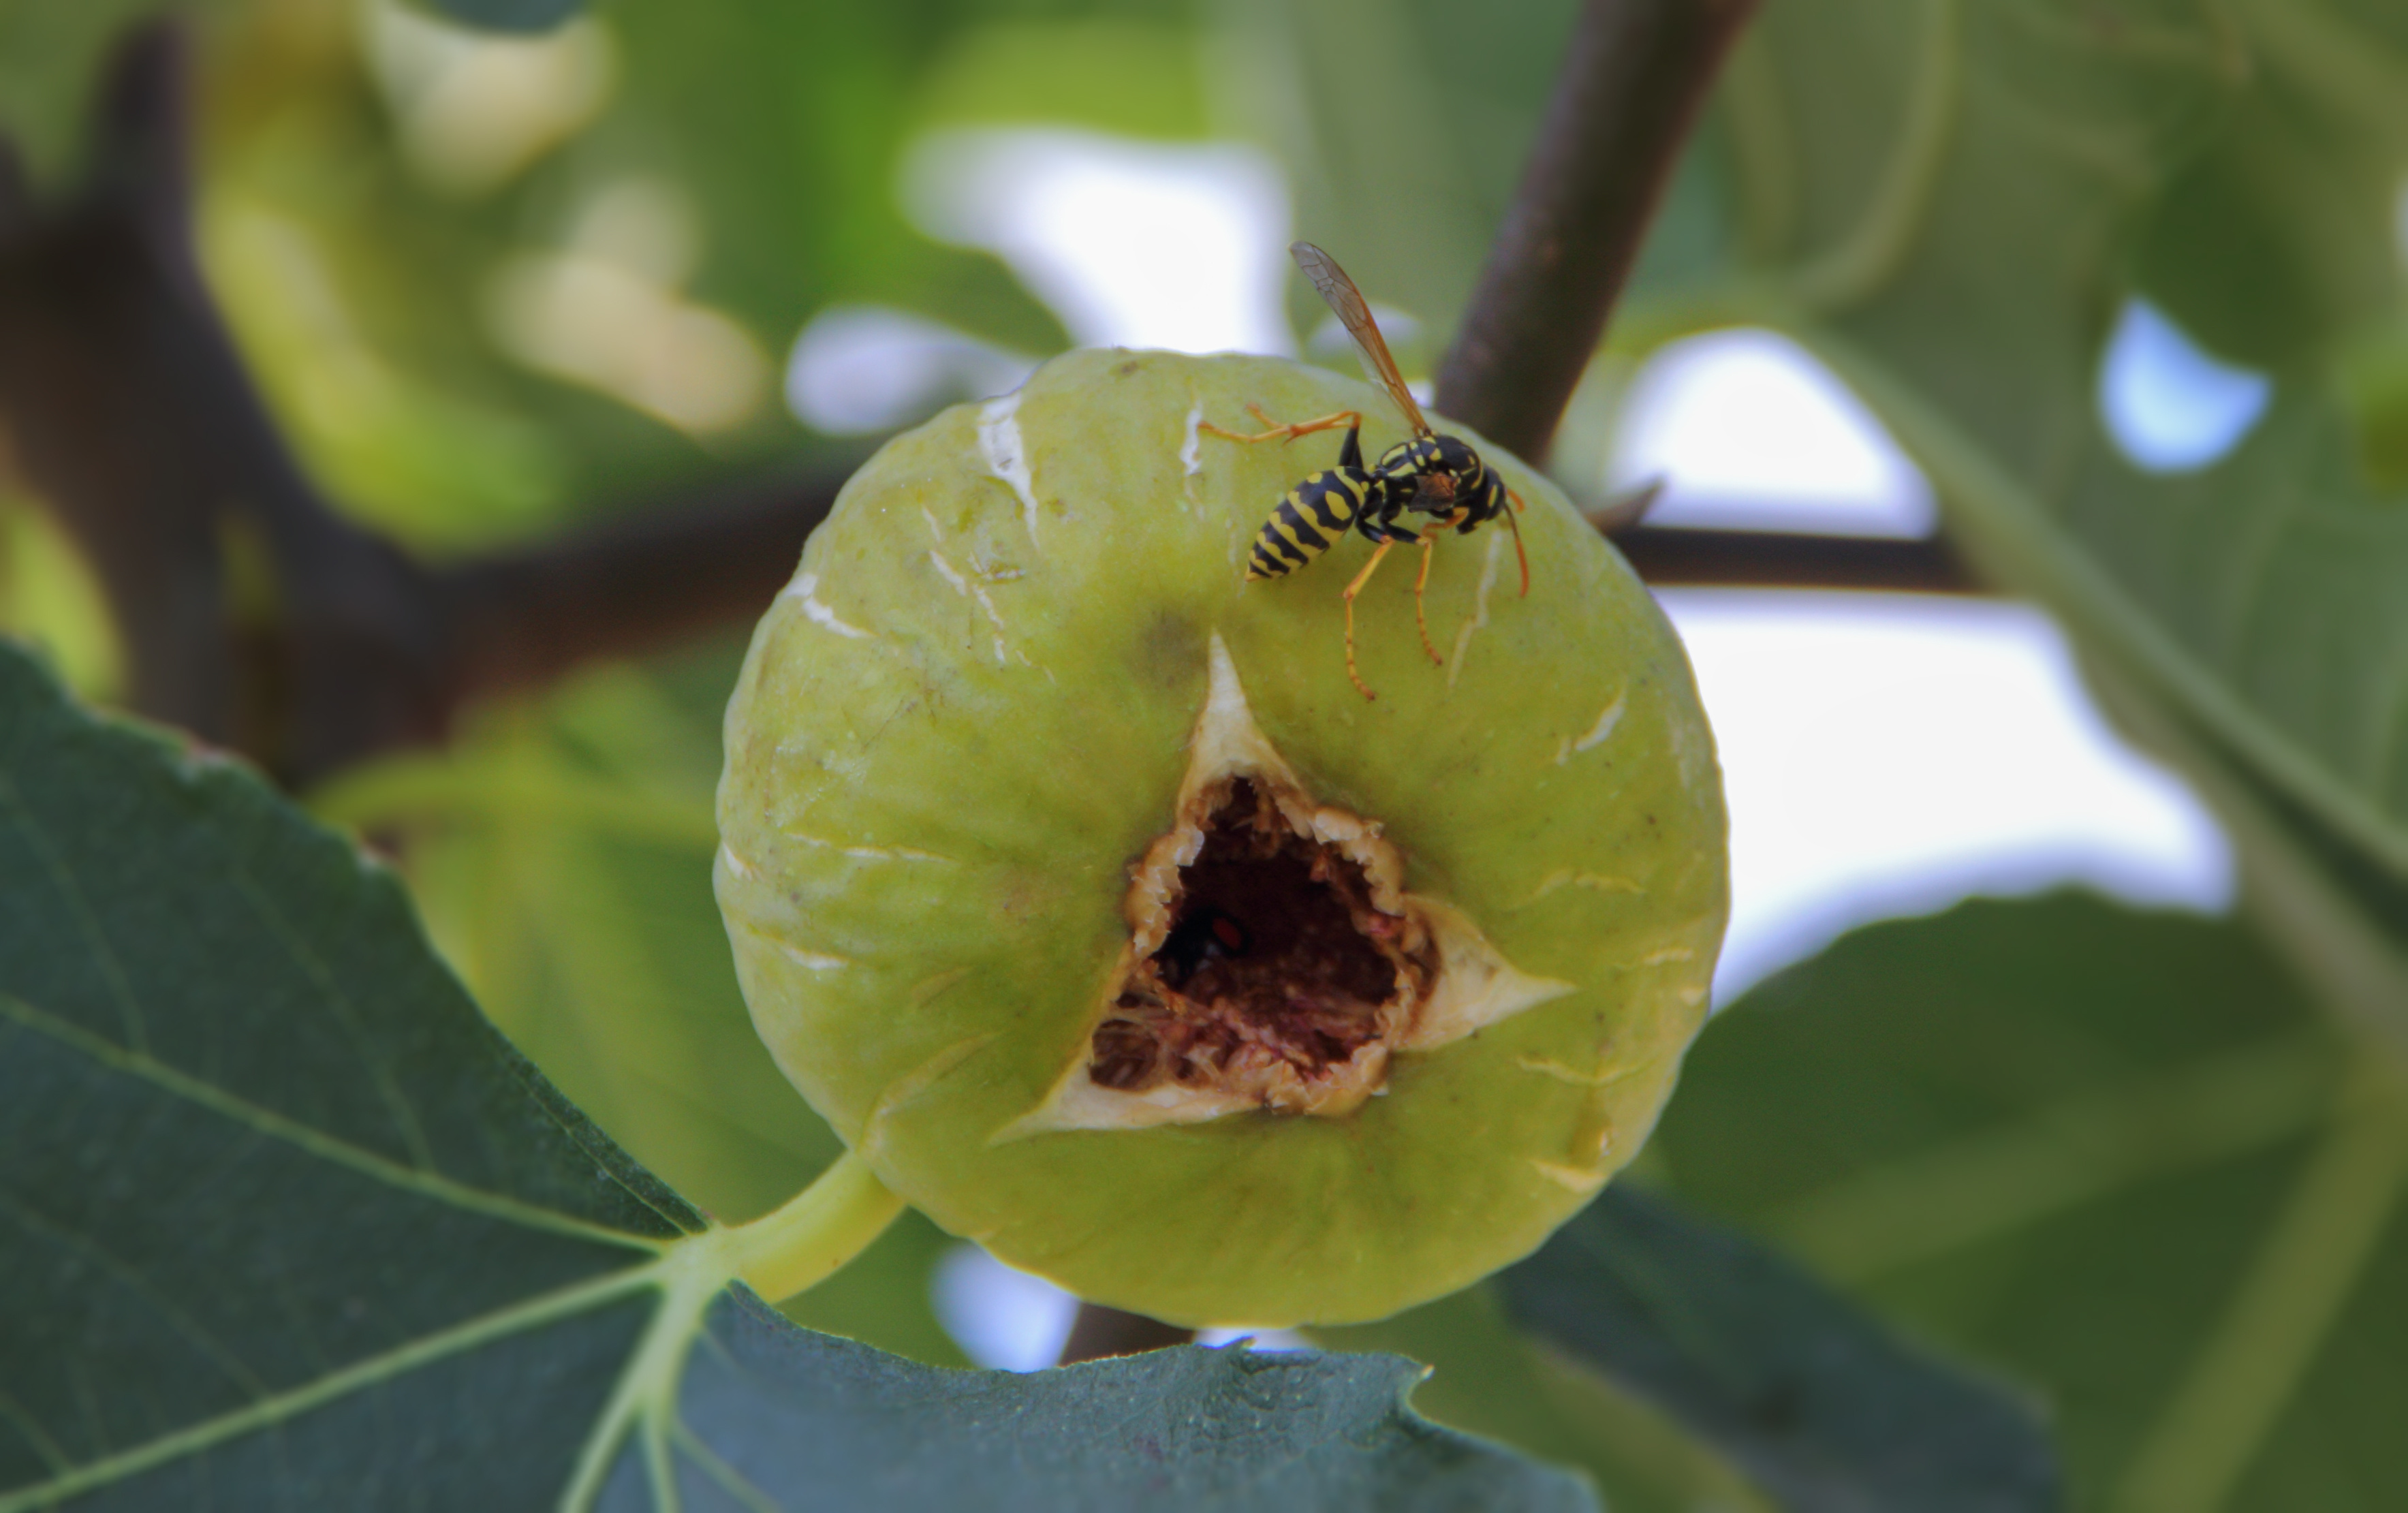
[787,126,2248,1364]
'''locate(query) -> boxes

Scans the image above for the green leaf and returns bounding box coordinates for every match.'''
[310,658,980,1368]
[911,19,1212,140]
[661,1294,1596,1512]
[0,640,1593,1510]
[1317,1283,1776,1513]
[2131,3,2408,369]
[1493,1186,2060,1513]
[419,0,584,33]
[1653,894,2408,1512]
[1225,0,1586,347]
[314,678,845,1225]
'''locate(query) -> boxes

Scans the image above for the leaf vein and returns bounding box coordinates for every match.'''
[0,1265,663,1513]
[228,869,439,1174]
[669,1420,784,1513]
[0,1185,272,1403]
[0,769,151,1055]
[0,992,665,1254]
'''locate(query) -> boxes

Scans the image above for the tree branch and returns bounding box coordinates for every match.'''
[1613,525,1979,594]
[435,469,852,711]
[1434,0,1761,461]
[0,27,232,742]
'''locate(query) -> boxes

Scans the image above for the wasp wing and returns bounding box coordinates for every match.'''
[1291,240,1430,437]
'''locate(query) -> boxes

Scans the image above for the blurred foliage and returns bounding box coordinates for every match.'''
[1654,894,2407,1512]
[0,500,119,700]
[1319,1281,1773,1513]
[1666,0,2408,1053]
[10,0,2408,1506]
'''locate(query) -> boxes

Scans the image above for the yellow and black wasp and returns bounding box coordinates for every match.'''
[1206,240,1527,700]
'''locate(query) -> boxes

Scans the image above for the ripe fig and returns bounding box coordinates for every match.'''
[715,348,1725,1328]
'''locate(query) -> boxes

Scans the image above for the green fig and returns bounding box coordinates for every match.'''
[715,347,1725,1328]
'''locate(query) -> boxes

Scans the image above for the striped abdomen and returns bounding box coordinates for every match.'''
[1245,470,1371,581]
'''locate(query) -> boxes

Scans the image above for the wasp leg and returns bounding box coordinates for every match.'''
[1341,540,1398,701]
[1411,531,1446,667]
[1504,495,1531,596]
[1198,409,1363,446]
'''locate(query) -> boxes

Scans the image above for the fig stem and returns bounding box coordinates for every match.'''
[721,1149,905,1303]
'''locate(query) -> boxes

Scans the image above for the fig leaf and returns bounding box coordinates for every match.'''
[0,640,1589,1511]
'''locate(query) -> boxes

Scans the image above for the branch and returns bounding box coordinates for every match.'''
[1612,525,1980,594]
[435,469,851,711]
[0,27,232,742]
[1434,0,1762,461]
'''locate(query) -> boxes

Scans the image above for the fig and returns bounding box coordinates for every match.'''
[715,347,1725,1328]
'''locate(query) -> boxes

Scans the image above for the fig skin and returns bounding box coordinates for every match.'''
[715,347,1726,1328]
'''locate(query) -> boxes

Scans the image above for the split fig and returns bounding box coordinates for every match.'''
[715,348,1726,1328]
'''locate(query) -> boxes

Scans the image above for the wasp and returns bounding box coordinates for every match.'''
[1205,241,1527,700]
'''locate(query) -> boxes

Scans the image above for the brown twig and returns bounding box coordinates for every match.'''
[1434,0,1762,461]
[1614,525,1980,594]
[0,30,234,743]
[435,469,853,711]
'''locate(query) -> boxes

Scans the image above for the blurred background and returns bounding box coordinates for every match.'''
[7,1,2404,1508]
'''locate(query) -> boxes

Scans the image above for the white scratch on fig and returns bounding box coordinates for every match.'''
[715,843,755,881]
[1446,531,1505,689]
[920,506,945,542]
[978,391,1042,544]
[1179,398,1206,478]
[780,832,955,864]
[777,942,851,971]
[1514,1055,1643,1089]
[841,844,954,863]
[1524,869,1646,903]
[971,584,1010,634]
[1531,1160,1611,1194]
[928,551,969,595]
[1561,693,1626,762]
[1637,943,1695,965]
[781,572,873,639]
